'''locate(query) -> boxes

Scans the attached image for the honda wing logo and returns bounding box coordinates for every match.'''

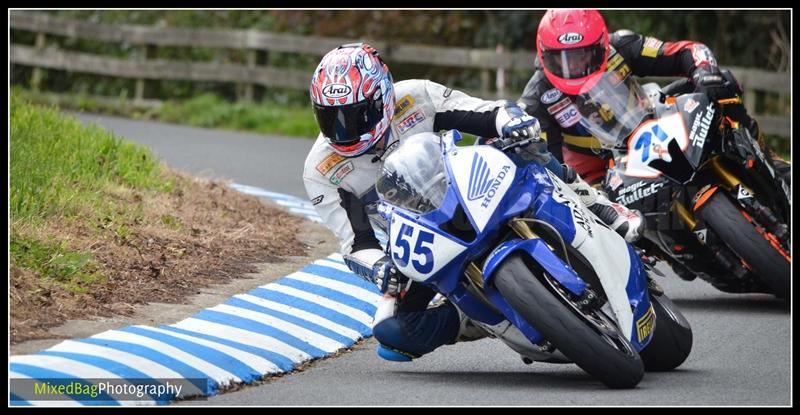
[467,153,494,200]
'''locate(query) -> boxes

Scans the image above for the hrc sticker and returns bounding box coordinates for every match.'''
[397,109,426,134]
[330,161,355,185]
[636,304,656,342]
[641,37,664,58]
[316,153,346,175]
[554,104,581,128]
[540,88,563,105]
[394,95,416,118]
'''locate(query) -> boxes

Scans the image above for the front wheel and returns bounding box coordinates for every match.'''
[639,292,693,371]
[493,254,644,389]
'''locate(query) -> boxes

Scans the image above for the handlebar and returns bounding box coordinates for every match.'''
[488,136,539,153]
[661,78,694,97]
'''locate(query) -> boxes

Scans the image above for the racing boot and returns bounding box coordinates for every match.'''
[564,165,645,243]
[373,299,489,362]
[373,299,461,362]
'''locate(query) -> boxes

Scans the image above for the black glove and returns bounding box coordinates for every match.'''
[691,65,736,100]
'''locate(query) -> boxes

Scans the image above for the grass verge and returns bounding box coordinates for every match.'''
[10,95,307,343]
[13,87,320,138]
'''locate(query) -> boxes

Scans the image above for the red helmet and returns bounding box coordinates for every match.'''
[310,43,395,157]
[536,9,609,95]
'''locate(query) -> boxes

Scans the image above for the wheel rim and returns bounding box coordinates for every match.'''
[539,270,638,358]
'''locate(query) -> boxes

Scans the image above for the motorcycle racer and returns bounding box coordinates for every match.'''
[303,42,637,361]
[518,9,790,230]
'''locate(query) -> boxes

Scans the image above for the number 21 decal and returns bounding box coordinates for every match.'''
[634,124,668,162]
[392,223,435,274]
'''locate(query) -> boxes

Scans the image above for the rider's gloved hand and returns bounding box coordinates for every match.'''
[344,250,405,295]
[497,103,542,142]
[502,114,540,140]
[370,256,404,295]
[483,101,542,154]
[691,65,736,100]
[490,102,548,163]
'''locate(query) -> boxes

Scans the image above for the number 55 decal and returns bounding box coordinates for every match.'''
[392,223,435,274]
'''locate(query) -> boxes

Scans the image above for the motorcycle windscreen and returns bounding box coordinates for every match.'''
[376,132,448,215]
[573,70,653,148]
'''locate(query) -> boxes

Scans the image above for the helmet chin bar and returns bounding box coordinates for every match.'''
[369,129,394,157]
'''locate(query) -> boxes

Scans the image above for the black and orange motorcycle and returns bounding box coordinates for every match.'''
[570,69,790,299]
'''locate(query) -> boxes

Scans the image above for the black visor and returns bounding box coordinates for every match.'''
[313,97,384,145]
[540,40,606,80]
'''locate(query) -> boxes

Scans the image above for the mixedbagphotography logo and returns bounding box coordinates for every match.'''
[10,378,208,403]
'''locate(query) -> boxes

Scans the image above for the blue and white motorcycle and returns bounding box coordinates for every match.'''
[374,130,692,389]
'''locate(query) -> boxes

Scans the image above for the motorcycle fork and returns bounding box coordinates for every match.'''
[509,217,538,239]
[707,156,789,242]
[672,188,749,279]
[508,218,603,308]
[465,220,544,290]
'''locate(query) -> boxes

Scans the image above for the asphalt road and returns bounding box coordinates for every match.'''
[76,113,792,406]
[75,113,314,198]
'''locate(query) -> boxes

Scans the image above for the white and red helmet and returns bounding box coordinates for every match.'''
[536,9,610,96]
[310,43,395,157]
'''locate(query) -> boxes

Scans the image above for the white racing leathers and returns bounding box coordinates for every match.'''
[303,79,514,271]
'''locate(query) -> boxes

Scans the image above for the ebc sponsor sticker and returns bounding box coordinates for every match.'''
[554,104,581,128]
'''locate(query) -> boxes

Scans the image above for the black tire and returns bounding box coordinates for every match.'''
[639,293,693,371]
[699,192,791,299]
[493,254,644,389]
[772,158,791,187]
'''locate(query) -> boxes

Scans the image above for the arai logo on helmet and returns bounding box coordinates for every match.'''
[558,32,584,45]
[322,84,352,98]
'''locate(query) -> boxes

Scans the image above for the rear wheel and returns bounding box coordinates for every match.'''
[493,254,644,389]
[699,192,790,299]
[639,293,693,371]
